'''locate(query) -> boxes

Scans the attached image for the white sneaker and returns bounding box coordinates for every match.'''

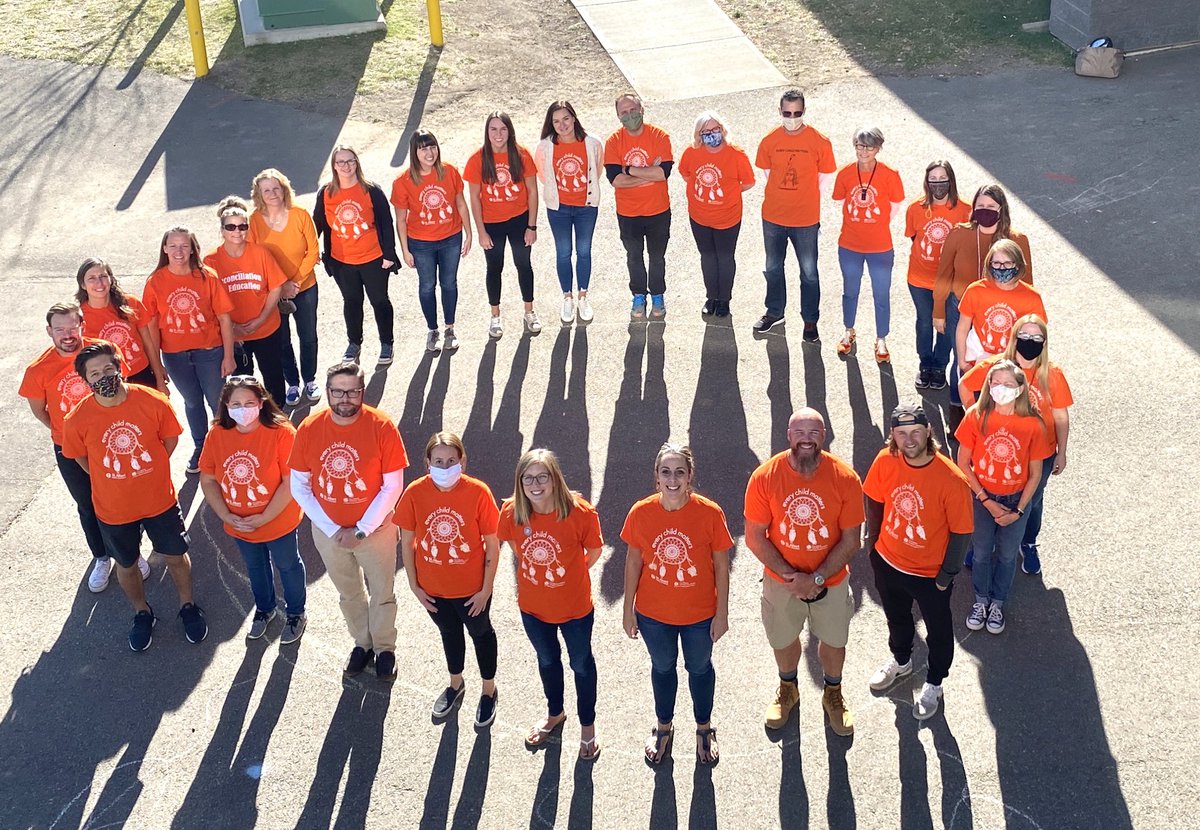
[425,329,440,352]
[577,294,594,322]
[913,682,943,721]
[137,555,151,581]
[304,381,322,402]
[560,295,575,324]
[488,316,503,339]
[524,311,542,333]
[88,558,113,592]
[869,656,912,691]
[443,327,459,351]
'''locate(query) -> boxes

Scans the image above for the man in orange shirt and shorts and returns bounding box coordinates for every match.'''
[744,408,863,736]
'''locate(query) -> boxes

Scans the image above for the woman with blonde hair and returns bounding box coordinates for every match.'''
[955,238,1047,368]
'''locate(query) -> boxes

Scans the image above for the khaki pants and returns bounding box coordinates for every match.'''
[312,521,399,654]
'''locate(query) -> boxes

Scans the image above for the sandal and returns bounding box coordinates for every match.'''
[696,726,719,766]
[524,714,567,749]
[837,329,856,355]
[875,338,891,364]
[579,735,602,761]
[644,726,674,766]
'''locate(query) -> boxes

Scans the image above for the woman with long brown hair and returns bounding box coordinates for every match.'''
[75,257,167,391]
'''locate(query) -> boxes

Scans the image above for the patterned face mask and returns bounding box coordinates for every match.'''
[90,374,121,398]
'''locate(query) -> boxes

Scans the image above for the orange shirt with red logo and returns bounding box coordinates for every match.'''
[496,496,603,624]
[961,357,1073,456]
[833,162,905,254]
[955,408,1053,495]
[958,279,1048,356]
[81,299,150,376]
[904,200,973,289]
[744,451,864,585]
[324,184,384,265]
[20,338,127,445]
[604,124,673,217]
[863,449,973,578]
[755,125,836,227]
[198,421,302,543]
[203,242,287,341]
[678,143,755,230]
[394,474,500,599]
[621,493,734,626]
[390,164,466,242]
[463,147,536,224]
[142,266,234,353]
[60,386,182,525]
[551,141,589,207]
[288,406,409,528]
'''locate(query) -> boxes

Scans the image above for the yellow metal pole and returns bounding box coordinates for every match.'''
[426,0,444,47]
[184,0,209,78]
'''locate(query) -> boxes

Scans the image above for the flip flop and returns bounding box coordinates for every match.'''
[579,736,602,761]
[644,726,674,766]
[696,726,719,766]
[524,714,567,749]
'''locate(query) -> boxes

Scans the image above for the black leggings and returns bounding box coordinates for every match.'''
[332,256,394,346]
[690,218,741,301]
[235,323,288,408]
[429,595,498,680]
[483,214,535,306]
[870,549,954,685]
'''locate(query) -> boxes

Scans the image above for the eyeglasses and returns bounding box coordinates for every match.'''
[227,402,260,410]
[780,109,804,117]
[521,473,551,486]
[990,261,1017,269]
[926,178,949,184]
[1015,333,1046,343]
[854,144,879,151]
[333,159,357,167]
[700,129,722,138]
[328,387,365,399]
[222,223,249,232]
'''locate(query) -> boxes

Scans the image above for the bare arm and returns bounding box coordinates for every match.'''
[585,545,603,568]
[468,182,490,250]
[395,208,414,267]
[622,546,644,638]
[455,191,473,257]
[401,528,437,612]
[524,175,539,247]
[711,548,731,642]
[163,435,178,458]
[218,313,236,375]
[956,444,1011,523]
[955,313,973,371]
[235,288,283,338]
[26,397,51,431]
[200,473,237,524]
[1052,408,1070,474]
[466,533,500,616]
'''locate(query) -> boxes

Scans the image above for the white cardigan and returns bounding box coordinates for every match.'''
[535,134,603,211]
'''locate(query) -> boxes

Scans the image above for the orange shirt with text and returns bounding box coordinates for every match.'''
[755,125,836,227]
[833,162,905,254]
[678,143,755,230]
[904,200,973,289]
[20,338,127,445]
[958,279,1048,355]
[394,474,500,598]
[955,408,1052,495]
[961,357,1073,455]
[463,148,535,224]
[249,207,320,291]
[604,124,673,217]
[552,141,589,207]
[390,164,465,242]
[324,184,384,265]
[199,422,302,543]
[142,266,234,353]
[203,242,287,341]
[81,298,150,376]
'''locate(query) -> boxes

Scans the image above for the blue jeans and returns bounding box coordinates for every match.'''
[838,246,894,337]
[162,346,225,448]
[1023,452,1055,548]
[409,232,461,329]
[636,612,715,725]
[971,490,1033,604]
[908,284,950,372]
[943,292,963,405]
[234,531,307,616]
[547,205,598,293]
[281,283,319,387]
[521,609,597,726]
[762,219,820,321]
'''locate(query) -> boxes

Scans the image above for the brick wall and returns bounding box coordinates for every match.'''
[1051,0,1200,50]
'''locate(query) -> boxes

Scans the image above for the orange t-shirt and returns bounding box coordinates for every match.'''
[955,408,1053,495]
[20,338,128,445]
[288,406,409,528]
[142,266,234,353]
[604,124,673,217]
[203,242,287,341]
[81,298,150,376]
[932,228,1034,318]
[833,161,905,254]
[248,207,320,291]
[904,200,973,289]
[862,449,973,578]
[463,147,535,224]
[390,164,465,242]
[60,386,182,525]
[961,357,1073,455]
[958,279,1048,356]
[551,140,589,207]
[744,450,864,585]
[394,474,501,599]
[198,421,303,543]
[324,184,384,265]
[621,493,734,626]
[755,125,836,227]
[496,496,603,624]
[678,144,755,230]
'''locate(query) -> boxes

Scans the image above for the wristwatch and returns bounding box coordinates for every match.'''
[623,164,631,176]
[813,572,826,587]
[527,225,537,232]
[354,528,367,541]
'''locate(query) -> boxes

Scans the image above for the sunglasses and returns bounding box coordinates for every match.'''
[222,223,249,232]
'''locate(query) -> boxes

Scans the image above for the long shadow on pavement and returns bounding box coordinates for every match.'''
[766,708,810,828]
[532,326,593,502]
[891,697,974,830]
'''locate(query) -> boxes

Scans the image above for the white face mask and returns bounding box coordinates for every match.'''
[990,385,1020,405]
[228,405,260,426]
[781,116,803,131]
[429,463,462,489]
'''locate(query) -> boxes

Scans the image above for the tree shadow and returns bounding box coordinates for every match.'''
[649,757,678,829]
[766,708,810,829]
[117,0,185,89]
[532,326,592,501]
[391,44,444,166]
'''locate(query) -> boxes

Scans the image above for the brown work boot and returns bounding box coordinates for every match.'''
[764,680,800,729]
[822,684,855,736]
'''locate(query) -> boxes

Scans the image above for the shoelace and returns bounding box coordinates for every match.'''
[285,615,302,626]
[826,687,846,709]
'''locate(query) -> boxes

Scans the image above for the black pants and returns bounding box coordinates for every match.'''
[126,364,157,388]
[483,214,535,306]
[235,324,288,408]
[870,549,954,685]
[332,256,393,346]
[618,209,671,296]
[690,218,741,301]
[54,444,105,559]
[428,595,498,680]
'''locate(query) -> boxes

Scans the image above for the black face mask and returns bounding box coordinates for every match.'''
[928,181,950,199]
[1014,338,1045,360]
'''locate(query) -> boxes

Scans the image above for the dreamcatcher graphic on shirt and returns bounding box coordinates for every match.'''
[846,184,881,221]
[57,371,91,414]
[421,507,470,563]
[890,484,926,542]
[650,529,697,584]
[521,534,566,585]
[165,287,207,333]
[485,163,520,202]
[982,303,1017,353]
[624,148,650,169]
[692,163,724,204]
[555,154,586,193]
[919,217,952,260]
[780,489,830,548]
[982,430,1023,482]
[318,444,368,499]
[418,185,453,225]
[97,320,142,363]
[100,421,152,477]
[333,199,367,241]
[221,450,269,505]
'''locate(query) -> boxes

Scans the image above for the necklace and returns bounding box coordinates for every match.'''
[856,163,877,202]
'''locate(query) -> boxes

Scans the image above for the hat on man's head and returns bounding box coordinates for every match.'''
[890,402,929,429]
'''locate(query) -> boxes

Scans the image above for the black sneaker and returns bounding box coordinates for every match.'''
[344,647,375,677]
[715,301,730,318]
[753,313,784,333]
[915,369,931,389]
[377,343,394,365]
[927,370,948,390]
[375,650,397,682]
[475,690,498,728]
[702,299,716,315]
[802,322,819,342]
[433,684,466,719]
[186,448,202,475]
[129,607,156,652]
[179,602,208,643]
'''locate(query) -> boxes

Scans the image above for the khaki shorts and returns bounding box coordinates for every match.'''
[760,576,853,650]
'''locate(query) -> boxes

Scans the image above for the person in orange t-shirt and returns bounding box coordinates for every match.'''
[904,161,972,391]
[832,127,906,364]
[744,408,863,737]
[289,362,408,680]
[76,257,167,391]
[678,111,755,318]
[204,196,288,407]
[863,403,973,721]
[496,448,604,761]
[954,360,1051,636]
[396,432,501,727]
[61,342,207,652]
[250,168,322,407]
[142,226,236,473]
[621,444,732,766]
[956,238,1047,365]
[604,93,674,319]
[199,376,306,645]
